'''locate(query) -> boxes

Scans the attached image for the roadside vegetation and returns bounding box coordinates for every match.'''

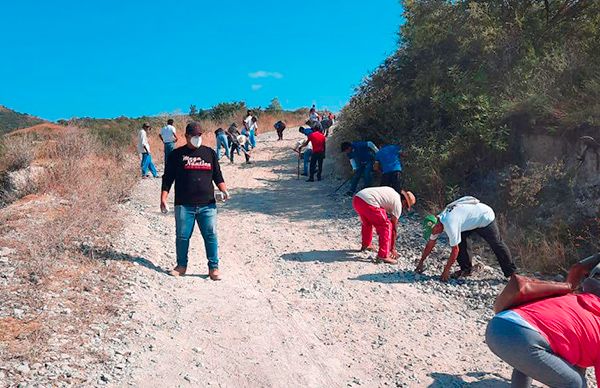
[0,106,45,135]
[335,0,600,272]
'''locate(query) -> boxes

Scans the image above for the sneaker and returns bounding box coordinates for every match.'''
[306,179,315,182]
[169,266,187,277]
[209,268,221,281]
[300,173,308,176]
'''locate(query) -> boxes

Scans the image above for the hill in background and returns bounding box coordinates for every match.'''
[0,105,45,134]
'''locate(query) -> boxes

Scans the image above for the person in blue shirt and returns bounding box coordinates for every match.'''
[375,144,405,193]
[341,140,379,196]
[298,126,314,176]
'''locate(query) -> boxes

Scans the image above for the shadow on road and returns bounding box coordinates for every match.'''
[281,249,372,263]
[349,270,506,286]
[428,372,509,387]
[81,246,168,275]
[349,270,437,283]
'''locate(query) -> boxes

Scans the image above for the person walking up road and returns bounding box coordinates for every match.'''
[353,187,416,264]
[159,119,178,167]
[341,140,379,196]
[137,123,159,178]
[161,121,230,281]
[416,196,517,282]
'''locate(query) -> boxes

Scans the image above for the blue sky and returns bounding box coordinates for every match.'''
[0,1,403,121]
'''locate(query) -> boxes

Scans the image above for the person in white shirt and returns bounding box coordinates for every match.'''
[243,110,253,132]
[159,119,178,167]
[352,187,416,264]
[416,196,517,281]
[248,116,258,149]
[308,107,320,123]
[137,123,159,178]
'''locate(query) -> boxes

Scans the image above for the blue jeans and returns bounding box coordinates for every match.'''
[348,161,373,193]
[141,153,158,177]
[216,134,230,161]
[486,316,587,388]
[163,142,175,166]
[249,130,256,148]
[303,149,312,175]
[175,204,219,270]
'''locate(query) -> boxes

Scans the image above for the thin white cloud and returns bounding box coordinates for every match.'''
[251,84,263,91]
[248,71,283,79]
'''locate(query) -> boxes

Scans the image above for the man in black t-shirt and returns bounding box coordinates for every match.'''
[161,122,230,281]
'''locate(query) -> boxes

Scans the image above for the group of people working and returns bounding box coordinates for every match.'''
[336,138,598,387]
[214,110,259,164]
[142,111,599,387]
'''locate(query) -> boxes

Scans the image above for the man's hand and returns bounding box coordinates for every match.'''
[440,269,450,282]
[222,190,231,201]
[415,261,425,274]
[160,191,169,213]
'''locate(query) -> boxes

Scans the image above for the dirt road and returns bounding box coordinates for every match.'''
[112,130,514,387]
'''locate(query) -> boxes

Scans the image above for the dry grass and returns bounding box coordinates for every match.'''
[0,134,37,172]
[0,126,136,377]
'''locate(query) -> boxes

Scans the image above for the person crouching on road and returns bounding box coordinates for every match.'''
[416,196,517,282]
[161,121,230,281]
[486,253,600,387]
[298,127,326,182]
[214,127,230,162]
[274,120,286,141]
[352,187,416,264]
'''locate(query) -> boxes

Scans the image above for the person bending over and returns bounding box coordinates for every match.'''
[352,186,415,264]
[416,196,517,282]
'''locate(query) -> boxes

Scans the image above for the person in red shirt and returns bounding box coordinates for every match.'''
[486,253,600,387]
[298,128,326,182]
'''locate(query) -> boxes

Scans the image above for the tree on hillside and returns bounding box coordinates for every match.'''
[266,97,283,112]
[210,101,245,121]
[189,104,198,117]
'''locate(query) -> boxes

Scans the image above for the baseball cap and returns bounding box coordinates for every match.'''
[185,121,203,136]
[422,214,438,241]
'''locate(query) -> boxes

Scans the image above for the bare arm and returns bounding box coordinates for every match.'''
[416,239,437,273]
[440,246,460,282]
[298,139,309,151]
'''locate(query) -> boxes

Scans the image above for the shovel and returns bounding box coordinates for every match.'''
[328,175,353,197]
